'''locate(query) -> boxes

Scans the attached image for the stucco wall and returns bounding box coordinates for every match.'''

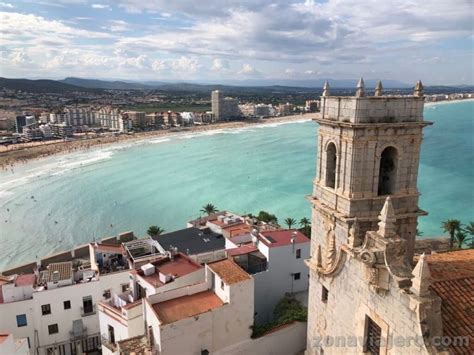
[216,321,307,355]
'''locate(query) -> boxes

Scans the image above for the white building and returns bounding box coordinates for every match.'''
[0,242,131,355]
[0,333,30,354]
[227,229,310,324]
[211,90,240,121]
[99,257,254,355]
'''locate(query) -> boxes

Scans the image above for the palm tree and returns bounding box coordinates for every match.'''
[285,217,296,229]
[299,217,311,237]
[464,222,474,247]
[441,219,461,249]
[147,225,165,237]
[299,217,310,229]
[455,230,467,248]
[201,203,217,216]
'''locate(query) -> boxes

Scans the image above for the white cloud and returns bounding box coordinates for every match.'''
[103,20,128,32]
[91,4,111,10]
[211,58,229,72]
[171,56,200,72]
[151,59,167,71]
[238,63,259,75]
[0,2,13,9]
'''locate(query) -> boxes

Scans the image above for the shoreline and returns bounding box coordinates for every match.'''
[0,114,314,169]
[1,98,471,169]
[424,98,474,107]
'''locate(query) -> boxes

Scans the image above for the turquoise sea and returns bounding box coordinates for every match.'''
[0,101,473,270]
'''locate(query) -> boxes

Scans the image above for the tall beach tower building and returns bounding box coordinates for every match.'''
[211,90,223,121]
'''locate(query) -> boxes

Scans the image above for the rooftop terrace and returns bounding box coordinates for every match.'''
[152,290,224,324]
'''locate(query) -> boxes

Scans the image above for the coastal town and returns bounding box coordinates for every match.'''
[0,85,472,169]
[1,0,473,353]
[0,80,472,354]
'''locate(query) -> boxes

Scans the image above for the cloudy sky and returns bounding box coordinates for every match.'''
[0,0,472,85]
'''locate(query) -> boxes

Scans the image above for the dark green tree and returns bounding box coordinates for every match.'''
[147,225,164,237]
[200,203,218,216]
[441,219,461,249]
[284,217,296,229]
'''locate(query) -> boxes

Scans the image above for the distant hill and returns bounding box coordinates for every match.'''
[1,77,471,95]
[60,77,160,90]
[0,77,100,93]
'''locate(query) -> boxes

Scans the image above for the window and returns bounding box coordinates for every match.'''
[82,296,94,315]
[363,316,382,355]
[103,289,111,299]
[321,286,329,303]
[220,280,225,290]
[378,147,398,196]
[16,314,27,327]
[325,142,337,188]
[48,324,59,335]
[121,283,129,293]
[63,300,71,310]
[293,272,301,280]
[296,249,301,259]
[41,304,51,315]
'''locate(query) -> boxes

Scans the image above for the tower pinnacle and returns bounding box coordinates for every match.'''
[414,80,424,97]
[355,77,365,97]
[377,196,397,237]
[411,253,432,296]
[322,81,330,97]
[374,81,383,96]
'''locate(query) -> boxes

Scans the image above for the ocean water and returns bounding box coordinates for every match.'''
[0,101,473,270]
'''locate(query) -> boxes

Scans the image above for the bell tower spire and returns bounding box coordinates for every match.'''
[312,81,431,260]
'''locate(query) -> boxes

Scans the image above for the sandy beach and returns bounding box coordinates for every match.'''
[0,113,316,169]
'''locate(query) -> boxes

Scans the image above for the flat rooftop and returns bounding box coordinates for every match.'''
[259,230,310,248]
[137,254,202,288]
[152,227,225,255]
[208,259,251,285]
[152,290,223,324]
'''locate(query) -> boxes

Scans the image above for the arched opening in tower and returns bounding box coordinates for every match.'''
[326,143,337,189]
[378,147,398,195]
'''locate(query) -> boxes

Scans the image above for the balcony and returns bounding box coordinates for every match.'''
[81,304,96,317]
[70,319,87,341]
[101,335,117,352]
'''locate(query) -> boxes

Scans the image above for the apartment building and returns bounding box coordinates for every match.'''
[99,257,254,355]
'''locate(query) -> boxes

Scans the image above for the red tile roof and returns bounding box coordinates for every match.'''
[93,243,124,254]
[226,245,258,257]
[259,230,309,248]
[426,250,474,355]
[208,259,251,285]
[425,249,474,281]
[152,290,223,324]
[14,274,36,287]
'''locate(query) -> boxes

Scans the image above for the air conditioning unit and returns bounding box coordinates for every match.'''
[159,272,172,284]
[141,263,155,276]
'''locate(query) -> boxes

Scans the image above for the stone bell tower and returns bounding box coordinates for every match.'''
[309,78,430,262]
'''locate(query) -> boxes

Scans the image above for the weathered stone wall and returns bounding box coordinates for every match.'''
[306,258,430,355]
[321,97,424,124]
